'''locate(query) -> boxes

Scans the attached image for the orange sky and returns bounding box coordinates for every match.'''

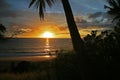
[16,24,71,38]
[8,22,107,38]
[5,13,112,38]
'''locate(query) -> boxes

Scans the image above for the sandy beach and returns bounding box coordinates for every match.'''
[0,56,56,62]
[0,52,56,62]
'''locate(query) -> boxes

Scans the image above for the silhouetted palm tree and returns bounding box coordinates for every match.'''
[0,24,6,38]
[104,0,120,22]
[29,0,85,79]
[29,0,84,54]
[29,0,54,19]
[0,24,6,33]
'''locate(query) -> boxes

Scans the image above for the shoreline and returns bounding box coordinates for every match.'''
[0,56,56,62]
[0,55,56,62]
[0,50,68,62]
[0,52,56,62]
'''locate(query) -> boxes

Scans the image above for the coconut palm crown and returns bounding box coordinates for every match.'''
[29,0,55,19]
[104,0,120,22]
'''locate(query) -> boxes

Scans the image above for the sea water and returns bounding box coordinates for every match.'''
[0,38,73,53]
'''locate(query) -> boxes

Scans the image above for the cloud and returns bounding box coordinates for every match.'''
[74,12,114,30]
[0,0,34,18]
[0,0,11,9]
[75,16,87,23]
[88,12,103,19]
[0,10,21,18]
[86,12,113,23]
[0,0,19,18]
[6,24,32,37]
[20,28,32,32]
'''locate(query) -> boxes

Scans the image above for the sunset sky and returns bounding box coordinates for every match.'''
[0,0,114,38]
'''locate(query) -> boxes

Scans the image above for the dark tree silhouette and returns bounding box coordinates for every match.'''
[0,24,6,39]
[29,0,55,19]
[83,29,120,80]
[105,0,120,54]
[104,0,120,22]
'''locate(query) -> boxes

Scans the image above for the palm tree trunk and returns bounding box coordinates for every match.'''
[61,0,84,54]
[61,0,91,80]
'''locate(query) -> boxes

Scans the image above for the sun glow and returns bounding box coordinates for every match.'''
[41,31,54,38]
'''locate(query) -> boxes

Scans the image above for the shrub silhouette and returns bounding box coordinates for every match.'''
[12,61,32,73]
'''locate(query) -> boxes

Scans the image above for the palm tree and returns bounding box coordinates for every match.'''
[104,0,120,22]
[29,0,84,55]
[105,0,120,49]
[29,0,86,79]
[0,24,6,39]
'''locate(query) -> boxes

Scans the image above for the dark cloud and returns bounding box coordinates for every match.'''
[88,12,103,19]
[0,0,11,9]
[12,28,32,37]
[0,0,17,18]
[0,10,21,18]
[74,12,114,30]
[87,12,113,22]
[75,17,87,23]
[0,0,32,18]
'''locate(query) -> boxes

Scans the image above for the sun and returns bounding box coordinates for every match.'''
[41,31,54,38]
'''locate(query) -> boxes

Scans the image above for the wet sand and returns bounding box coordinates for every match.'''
[0,55,56,62]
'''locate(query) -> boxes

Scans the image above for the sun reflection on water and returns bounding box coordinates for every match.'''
[44,38,51,52]
[44,55,51,58]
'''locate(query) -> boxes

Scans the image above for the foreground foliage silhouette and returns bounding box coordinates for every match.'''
[28,0,120,80]
[104,0,120,22]
[0,24,6,39]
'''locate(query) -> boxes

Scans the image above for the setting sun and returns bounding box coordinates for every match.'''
[41,31,55,38]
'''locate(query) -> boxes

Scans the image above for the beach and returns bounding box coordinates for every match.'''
[0,52,56,62]
[0,55,56,62]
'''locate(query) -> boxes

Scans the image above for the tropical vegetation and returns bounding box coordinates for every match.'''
[0,24,6,39]
[28,0,120,80]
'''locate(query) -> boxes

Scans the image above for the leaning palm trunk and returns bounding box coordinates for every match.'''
[61,0,98,80]
[61,0,88,80]
[61,0,84,54]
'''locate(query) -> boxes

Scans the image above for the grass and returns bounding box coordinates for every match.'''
[0,51,119,80]
[0,61,57,80]
[0,72,38,80]
[0,51,76,80]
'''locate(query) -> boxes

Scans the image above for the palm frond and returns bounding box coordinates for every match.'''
[29,0,55,20]
[105,0,120,22]
[0,24,6,33]
[29,0,36,8]
[112,15,120,22]
[117,0,120,6]
[39,0,46,19]
[46,0,54,7]
[104,5,112,9]
[108,0,118,8]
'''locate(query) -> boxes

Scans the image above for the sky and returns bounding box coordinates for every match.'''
[0,0,114,38]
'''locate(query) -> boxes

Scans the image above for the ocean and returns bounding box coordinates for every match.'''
[0,38,73,53]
